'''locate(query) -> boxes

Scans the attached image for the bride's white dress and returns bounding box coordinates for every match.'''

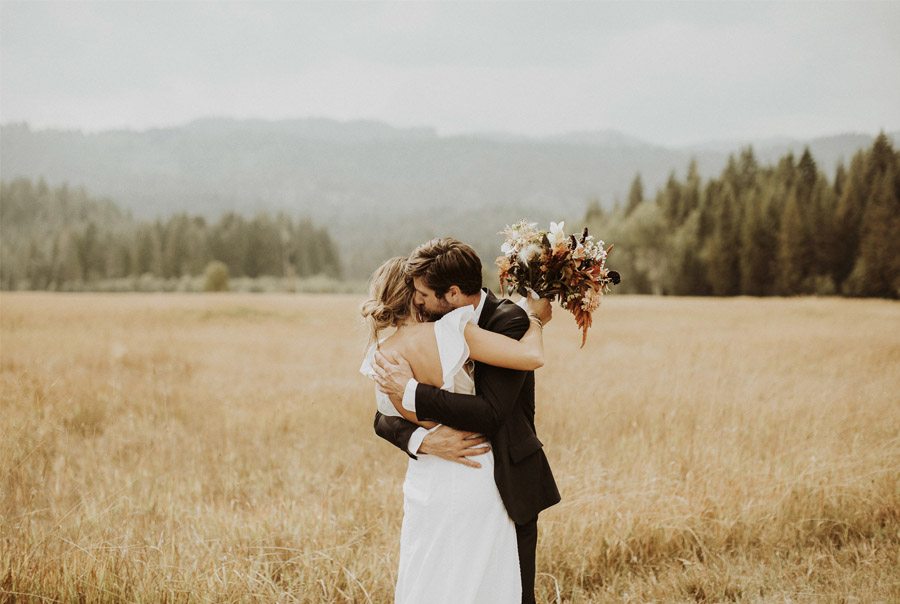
[361,306,521,604]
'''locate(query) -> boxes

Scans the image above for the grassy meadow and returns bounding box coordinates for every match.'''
[1,293,898,603]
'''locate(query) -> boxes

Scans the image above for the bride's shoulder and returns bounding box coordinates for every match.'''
[360,332,401,373]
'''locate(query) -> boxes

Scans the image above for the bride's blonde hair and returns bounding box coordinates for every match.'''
[360,256,415,345]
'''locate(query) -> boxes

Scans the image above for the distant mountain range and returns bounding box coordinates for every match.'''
[1,118,895,277]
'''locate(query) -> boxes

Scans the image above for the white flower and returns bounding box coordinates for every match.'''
[519,243,542,263]
[581,288,602,312]
[547,221,566,246]
[502,220,538,240]
[501,241,515,254]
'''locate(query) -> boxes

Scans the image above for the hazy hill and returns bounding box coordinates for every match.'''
[1,118,893,277]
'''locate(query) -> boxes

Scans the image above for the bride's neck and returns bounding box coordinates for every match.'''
[395,317,416,330]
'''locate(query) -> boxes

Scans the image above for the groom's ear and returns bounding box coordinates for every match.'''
[445,285,462,302]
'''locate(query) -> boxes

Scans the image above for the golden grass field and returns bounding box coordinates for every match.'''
[1,292,898,603]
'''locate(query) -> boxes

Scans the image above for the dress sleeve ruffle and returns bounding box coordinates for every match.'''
[434,306,475,390]
[359,343,377,379]
[359,343,403,417]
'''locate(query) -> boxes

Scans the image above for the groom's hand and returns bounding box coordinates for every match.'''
[374,350,413,404]
[419,426,491,469]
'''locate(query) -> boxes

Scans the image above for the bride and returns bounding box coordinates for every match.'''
[360,256,551,604]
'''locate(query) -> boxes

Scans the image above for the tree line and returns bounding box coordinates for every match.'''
[0,178,341,290]
[585,134,899,298]
[3,134,897,297]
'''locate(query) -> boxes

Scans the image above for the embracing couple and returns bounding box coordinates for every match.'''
[360,237,560,603]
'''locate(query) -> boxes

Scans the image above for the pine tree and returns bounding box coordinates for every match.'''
[740,192,772,295]
[696,180,719,243]
[658,171,682,225]
[162,214,191,278]
[185,216,211,276]
[735,147,759,193]
[668,211,710,295]
[26,239,50,290]
[836,135,899,293]
[209,212,248,277]
[810,177,838,288]
[681,159,702,223]
[776,189,813,294]
[52,229,84,288]
[0,241,19,289]
[132,225,161,276]
[276,212,294,278]
[76,222,102,281]
[292,218,316,277]
[102,233,130,279]
[833,162,847,199]
[317,226,342,278]
[624,174,644,218]
[706,183,741,295]
[796,148,817,204]
[243,213,283,277]
[584,199,606,225]
[832,151,867,288]
[853,163,900,297]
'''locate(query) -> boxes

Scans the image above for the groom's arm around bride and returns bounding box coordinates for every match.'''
[375,289,560,524]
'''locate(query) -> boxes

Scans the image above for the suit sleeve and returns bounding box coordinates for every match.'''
[373,411,420,459]
[414,307,530,437]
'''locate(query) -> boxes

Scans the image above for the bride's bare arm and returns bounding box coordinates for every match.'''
[376,348,438,429]
[464,297,551,371]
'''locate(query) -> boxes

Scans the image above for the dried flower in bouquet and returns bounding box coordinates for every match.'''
[496,220,620,347]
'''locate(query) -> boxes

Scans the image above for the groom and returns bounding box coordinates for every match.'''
[373,237,560,604]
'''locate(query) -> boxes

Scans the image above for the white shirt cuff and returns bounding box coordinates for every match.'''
[401,379,418,412]
[408,424,441,456]
[407,426,429,455]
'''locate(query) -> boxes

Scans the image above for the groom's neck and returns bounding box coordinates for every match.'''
[456,292,482,310]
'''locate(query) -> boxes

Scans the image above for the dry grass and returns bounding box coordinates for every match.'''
[1,293,898,603]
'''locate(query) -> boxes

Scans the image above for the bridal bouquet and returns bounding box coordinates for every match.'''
[496,220,620,347]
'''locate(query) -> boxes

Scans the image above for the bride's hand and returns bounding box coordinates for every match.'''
[525,296,552,325]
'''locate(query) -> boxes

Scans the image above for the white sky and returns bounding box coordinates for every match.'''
[2,1,899,146]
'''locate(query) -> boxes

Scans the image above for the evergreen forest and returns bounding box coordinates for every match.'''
[1,134,897,297]
[585,134,899,298]
[0,179,341,291]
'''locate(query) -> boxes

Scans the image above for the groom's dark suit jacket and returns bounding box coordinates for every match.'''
[374,289,560,525]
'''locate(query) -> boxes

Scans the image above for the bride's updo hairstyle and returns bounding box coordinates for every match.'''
[361,256,415,345]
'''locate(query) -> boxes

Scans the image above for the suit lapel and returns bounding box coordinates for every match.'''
[473,289,503,383]
[478,288,500,329]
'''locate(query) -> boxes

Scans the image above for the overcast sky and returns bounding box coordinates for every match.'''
[2,1,899,146]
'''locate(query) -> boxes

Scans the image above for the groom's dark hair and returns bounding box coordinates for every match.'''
[407,238,482,298]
